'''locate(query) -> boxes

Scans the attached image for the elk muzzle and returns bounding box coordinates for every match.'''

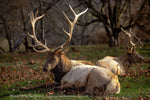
[43,67,48,72]
[43,63,49,72]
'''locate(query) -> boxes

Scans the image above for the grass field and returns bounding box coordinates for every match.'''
[0,44,150,100]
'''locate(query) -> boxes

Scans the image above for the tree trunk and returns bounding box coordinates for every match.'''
[103,24,119,47]
[108,36,115,47]
[1,16,13,52]
[108,34,119,47]
[13,34,28,52]
[39,0,45,44]
[5,26,13,52]
[20,7,30,52]
[81,26,86,45]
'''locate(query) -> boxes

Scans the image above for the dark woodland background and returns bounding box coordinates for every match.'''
[0,0,150,53]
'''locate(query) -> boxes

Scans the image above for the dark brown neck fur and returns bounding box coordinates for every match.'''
[51,54,72,83]
[118,53,133,71]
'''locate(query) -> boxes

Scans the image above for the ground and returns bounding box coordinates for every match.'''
[0,44,150,100]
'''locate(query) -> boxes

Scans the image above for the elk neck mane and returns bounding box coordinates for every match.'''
[50,54,72,83]
[117,52,133,70]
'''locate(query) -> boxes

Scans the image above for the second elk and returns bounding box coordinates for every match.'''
[28,5,120,95]
[97,28,146,76]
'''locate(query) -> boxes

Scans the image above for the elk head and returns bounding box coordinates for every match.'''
[121,28,145,65]
[28,5,88,82]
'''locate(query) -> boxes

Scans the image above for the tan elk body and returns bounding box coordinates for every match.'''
[61,65,120,94]
[97,29,145,75]
[28,5,120,95]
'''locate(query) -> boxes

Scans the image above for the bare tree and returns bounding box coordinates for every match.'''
[78,0,148,47]
[137,1,150,38]
[12,0,60,52]
[0,0,17,52]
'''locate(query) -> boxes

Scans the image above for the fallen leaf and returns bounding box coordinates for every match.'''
[122,74,127,77]
[47,91,54,95]
[28,61,36,65]
[126,85,130,88]
[45,79,53,84]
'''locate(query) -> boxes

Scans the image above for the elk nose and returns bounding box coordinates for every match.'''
[43,67,48,72]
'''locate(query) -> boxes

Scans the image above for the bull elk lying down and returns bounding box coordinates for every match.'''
[61,65,120,95]
[97,28,146,76]
[25,5,120,95]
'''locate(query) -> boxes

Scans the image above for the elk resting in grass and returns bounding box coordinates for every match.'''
[28,5,89,83]
[97,28,145,75]
[60,65,120,95]
[43,52,94,83]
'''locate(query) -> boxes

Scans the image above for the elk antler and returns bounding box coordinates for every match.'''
[28,5,88,53]
[121,28,136,50]
[121,28,143,50]
[130,30,143,48]
[28,10,50,52]
[52,5,88,52]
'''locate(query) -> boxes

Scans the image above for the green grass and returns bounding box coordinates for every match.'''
[117,76,150,99]
[0,44,150,99]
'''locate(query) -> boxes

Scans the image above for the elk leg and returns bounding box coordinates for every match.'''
[54,85,79,94]
[19,82,60,91]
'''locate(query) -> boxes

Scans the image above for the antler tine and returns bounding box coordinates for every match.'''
[28,10,50,53]
[52,5,88,52]
[132,32,143,48]
[121,28,136,49]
